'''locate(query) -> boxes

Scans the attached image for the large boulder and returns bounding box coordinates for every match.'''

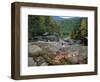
[28,45,42,57]
[42,44,58,55]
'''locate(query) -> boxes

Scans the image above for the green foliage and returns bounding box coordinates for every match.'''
[28,15,46,41]
[28,15,61,41]
[44,16,61,36]
[28,15,88,44]
[57,17,81,38]
[69,18,87,40]
[80,18,87,38]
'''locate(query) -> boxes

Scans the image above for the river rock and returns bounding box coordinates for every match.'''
[28,57,37,66]
[40,62,48,66]
[34,56,48,66]
[28,45,42,57]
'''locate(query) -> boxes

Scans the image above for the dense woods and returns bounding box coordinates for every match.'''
[28,15,60,41]
[28,15,87,45]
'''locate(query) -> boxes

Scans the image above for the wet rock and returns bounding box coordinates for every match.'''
[76,40,82,44]
[42,44,58,55]
[34,56,48,66]
[28,45,42,57]
[40,62,48,66]
[68,56,79,64]
[28,57,37,66]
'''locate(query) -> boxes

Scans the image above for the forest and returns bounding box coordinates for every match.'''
[28,15,87,45]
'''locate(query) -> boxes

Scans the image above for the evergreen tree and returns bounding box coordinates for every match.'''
[69,18,87,41]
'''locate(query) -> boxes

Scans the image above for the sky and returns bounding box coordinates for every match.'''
[59,16,74,19]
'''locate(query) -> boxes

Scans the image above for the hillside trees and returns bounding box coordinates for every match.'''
[28,15,61,41]
[69,18,88,45]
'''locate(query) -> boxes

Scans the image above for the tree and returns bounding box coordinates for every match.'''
[28,15,46,41]
[80,18,87,38]
[80,18,88,45]
[28,15,61,41]
[69,18,88,45]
